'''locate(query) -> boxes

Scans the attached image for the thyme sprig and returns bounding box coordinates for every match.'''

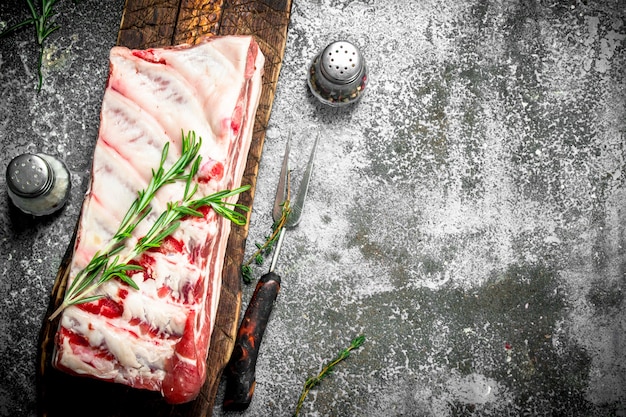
[49,131,250,320]
[1,0,62,91]
[241,198,291,284]
[293,335,366,417]
[240,172,292,284]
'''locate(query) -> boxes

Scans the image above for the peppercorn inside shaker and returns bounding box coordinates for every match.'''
[6,153,71,216]
[307,40,368,107]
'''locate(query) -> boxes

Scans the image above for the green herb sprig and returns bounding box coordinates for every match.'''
[240,198,291,284]
[294,335,366,417]
[240,172,292,284]
[1,0,62,91]
[49,131,250,320]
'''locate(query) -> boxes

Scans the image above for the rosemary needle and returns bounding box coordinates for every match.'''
[293,335,366,417]
[49,131,250,320]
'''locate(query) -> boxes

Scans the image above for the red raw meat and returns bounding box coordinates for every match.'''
[52,35,264,404]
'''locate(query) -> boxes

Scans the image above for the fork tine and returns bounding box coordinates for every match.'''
[272,129,291,223]
[286,131,320,228]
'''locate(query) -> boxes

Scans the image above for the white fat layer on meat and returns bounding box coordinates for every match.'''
[155,40,245,149]
[122,289,188,336]
[205,217,229,330]
[58,335,117,378]
[62,307,176,371]
[92,139,148,213]
[100,90,172,179]
[68,144,145,274]
[149,250,198,301]
[109,49,228,162]
[58,331,167,387]
[174,214,219,254]
[54,36,265,395]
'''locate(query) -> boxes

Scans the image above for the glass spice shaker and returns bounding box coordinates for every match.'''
[307,40,368,107]
[6,153,71,216]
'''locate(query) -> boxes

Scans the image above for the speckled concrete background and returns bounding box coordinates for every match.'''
[1,1,625,416]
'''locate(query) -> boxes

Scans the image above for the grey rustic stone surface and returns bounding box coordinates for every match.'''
[1,1,625,416]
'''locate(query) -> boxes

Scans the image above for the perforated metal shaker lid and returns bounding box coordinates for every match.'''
[6,154,54,198]
[319,41,363,85]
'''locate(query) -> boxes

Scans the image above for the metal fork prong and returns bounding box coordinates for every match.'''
[272,129,291,223]
[286,131,320,228]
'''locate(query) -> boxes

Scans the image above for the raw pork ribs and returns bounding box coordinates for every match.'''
[52,36,264,404]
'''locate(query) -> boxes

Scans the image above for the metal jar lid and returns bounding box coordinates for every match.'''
[308,40,367,107]
[319,40,363,85]
[6,153,55,198]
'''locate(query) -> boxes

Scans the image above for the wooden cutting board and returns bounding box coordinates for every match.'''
[36,1,292,416]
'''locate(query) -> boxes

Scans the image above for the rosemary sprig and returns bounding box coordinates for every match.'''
[1,0,62,91]
[49,131,250,320]
[293,335,366,417]
[49,132,202,320]
[104,131,201,256]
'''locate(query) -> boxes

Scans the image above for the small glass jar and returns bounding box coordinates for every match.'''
[307,40,368,107]
[6,153,71,216]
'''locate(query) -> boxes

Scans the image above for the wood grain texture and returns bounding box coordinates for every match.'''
[173,0,224,45]
[37,1,292,416]
[117,0,181,48]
